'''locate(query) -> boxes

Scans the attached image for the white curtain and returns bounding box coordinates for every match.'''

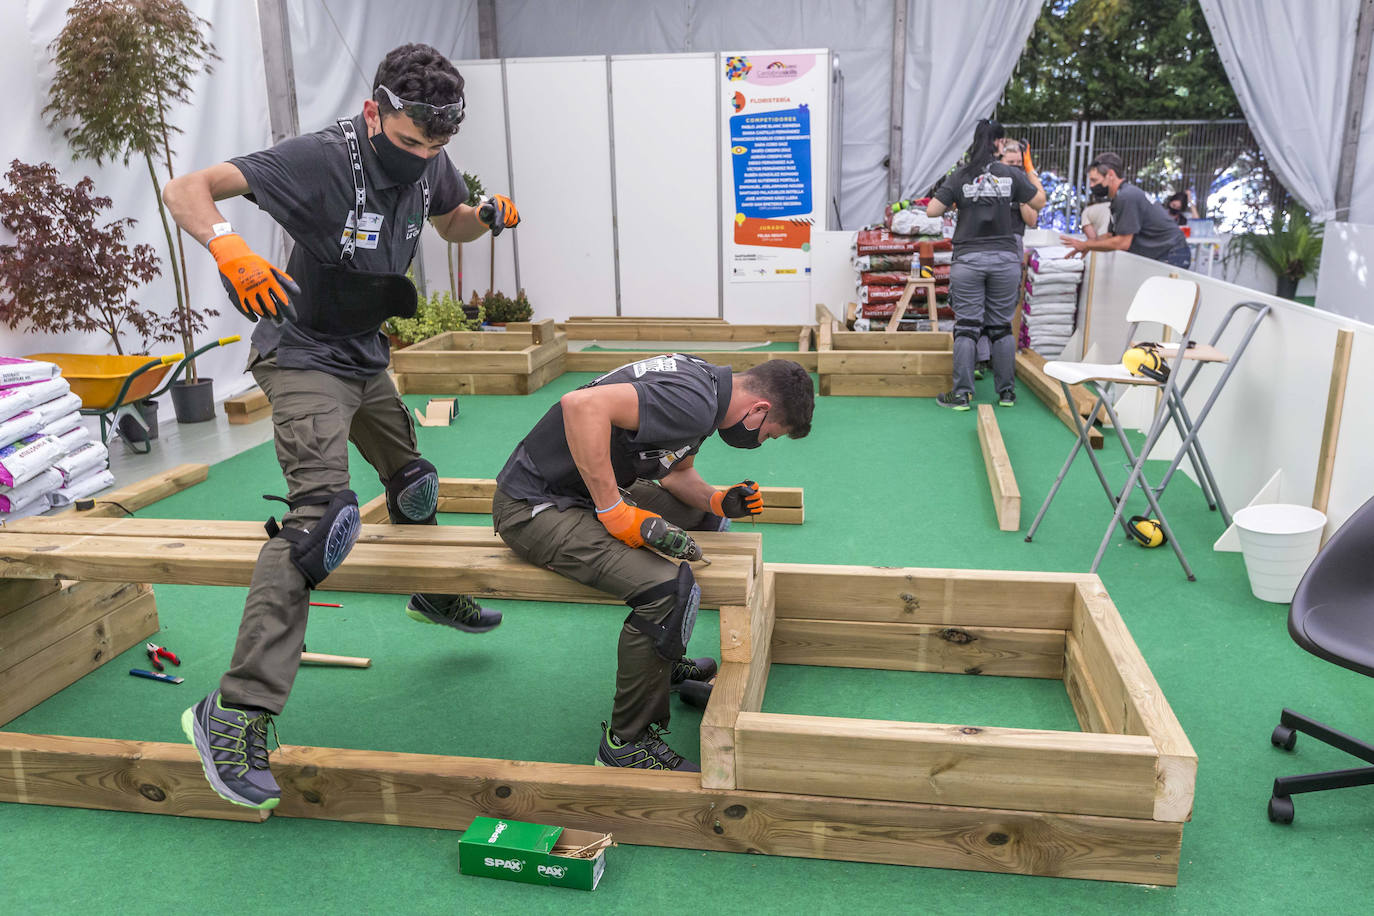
[1,0,277,396]
[899,0,1041,200]
[286,0,479,133]
[1200,0,1369,222]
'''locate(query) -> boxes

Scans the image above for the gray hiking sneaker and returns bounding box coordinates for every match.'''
[406,593,503,633]
[998,389,1017,407]
[936,390,972,411]
[180,689,281,810]
[595,721,700,772]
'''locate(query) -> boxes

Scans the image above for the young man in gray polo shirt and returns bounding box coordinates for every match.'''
[493,356,815,770]
[1060,152,1191,268]
[162,43,521,810]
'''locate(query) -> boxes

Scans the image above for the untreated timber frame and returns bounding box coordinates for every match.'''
[356,477,805,525]
[816,304,954,397]
[0,502,1192,884]
[391,319,567,395]
[558,317,819,373]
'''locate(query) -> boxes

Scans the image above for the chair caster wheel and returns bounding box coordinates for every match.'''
[1268,794,1294,824]
[1271,725,1297,751]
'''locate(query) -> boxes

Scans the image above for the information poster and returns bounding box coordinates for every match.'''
[723,51,826,282]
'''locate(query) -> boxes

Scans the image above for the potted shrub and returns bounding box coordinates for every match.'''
[45,0,222,422]
[384,288,483,348]
[481,289,532,328]
[1229,205,1324,300]
[0,161,171,436]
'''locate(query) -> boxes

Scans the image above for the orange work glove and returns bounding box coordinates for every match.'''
[208,233,299,324]
[478,194,520,237]
[710,480,763,518]
[1022,143,1036,176]
[596,498,661,549]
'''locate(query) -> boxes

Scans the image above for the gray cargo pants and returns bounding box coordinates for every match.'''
[949,248,1023,398]
[219,348,425,713]
[492,480,722,742]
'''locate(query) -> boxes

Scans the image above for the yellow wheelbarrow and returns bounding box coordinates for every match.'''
[28,335,241,454]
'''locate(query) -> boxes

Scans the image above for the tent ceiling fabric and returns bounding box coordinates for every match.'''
[1200,0,1372,222]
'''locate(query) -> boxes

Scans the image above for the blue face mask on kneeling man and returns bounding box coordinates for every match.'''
[718,409,767,449]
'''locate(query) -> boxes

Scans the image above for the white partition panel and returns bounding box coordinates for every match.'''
[417,60,515,304]
[611,54,720,317]
[504,57,618,320]
[810,230,857,319]
[1081,251,1374,538]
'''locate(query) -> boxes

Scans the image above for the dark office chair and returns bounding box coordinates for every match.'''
[1268,494,1374,824]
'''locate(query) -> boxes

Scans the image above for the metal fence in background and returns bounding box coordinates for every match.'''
[1004,118,1259,233]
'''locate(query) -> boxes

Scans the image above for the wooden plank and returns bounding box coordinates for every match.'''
[768,563,1084,629]
[564,350,818,374]
[563,316,728,323]
[524,352,566,393]
[393,373,527,395]
[436,496,495,514]
[977,405,1021,532]
[0,579,64,620]
[1063,632,1114,735]
[1015,350,1104,449]
[390,348,534,374]
[0,588,158,727]
[771,619,1064,679]
[1313,328,1354,515]
[1,580,147,672]
[820,374,949,397]
[358,493,388,524]
[227,404,271,425]
[815,305,835,352]
[0,529,753,609]
[52,464,208,518]
[561,322,803,341]
[699,661,747,790]
[223,387,269,415]
[816,351,952,375]
[734,712,1159,818]
[398,331,533,351]
[832,331,950,351]
[0,733,269,822]
[797,326,812,352]
[1073,581,1196,823]
[0,733,1183,883]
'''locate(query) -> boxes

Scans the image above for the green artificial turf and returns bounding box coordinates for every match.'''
[5,367,1373,915]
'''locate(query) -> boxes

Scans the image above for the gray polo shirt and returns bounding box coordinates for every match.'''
[1110,183,1186,261]
[497,354,733,511]
[231,113,467,378]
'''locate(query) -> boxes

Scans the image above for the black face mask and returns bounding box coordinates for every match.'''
[370,128,430,184]
[1090,182,1109,199]
[719,409,767,449]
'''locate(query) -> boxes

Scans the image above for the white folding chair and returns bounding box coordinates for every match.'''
[1025,276,1202,579]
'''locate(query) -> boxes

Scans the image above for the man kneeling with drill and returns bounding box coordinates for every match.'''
[493,355,814,770]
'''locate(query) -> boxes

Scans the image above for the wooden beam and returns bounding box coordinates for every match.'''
[820,375,948,397]
[1,580,147,673]
[0,526,754,609]
[0,732,1183,883]
[0,587,157,727]
[734,712,1160,818]
[797,326,812,352]
[767,563,1085,629]
[977,405,1021,532]
[816,351,952,375]
[771,619,1064,679]
[699,661,747,790]
[831,331,949,351]
[565,350,819,374]
[1073,581,1196,823]
[224,387,270,424]
[560,322,804,341]
[1014,350,1104,449]
[53,464,208,518]
[1313,328,1354,515]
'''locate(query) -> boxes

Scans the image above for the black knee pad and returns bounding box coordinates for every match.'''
[954,319,983,343]
[985,323,1013,342]
[264,490,361,589]
[625,563,701,662]
[386,457,438,524]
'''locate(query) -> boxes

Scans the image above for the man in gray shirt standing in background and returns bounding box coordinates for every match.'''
[1060,152,1191,268]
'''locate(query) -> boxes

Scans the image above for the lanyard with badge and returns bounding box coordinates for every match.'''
[297,118,431,338]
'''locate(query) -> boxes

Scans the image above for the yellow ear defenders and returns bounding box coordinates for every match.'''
[917,264,934,279]
[1126,515,1166,548]
[1122,342,1170,382]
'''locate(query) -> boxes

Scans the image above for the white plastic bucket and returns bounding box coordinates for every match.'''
[1232,504,1327,603]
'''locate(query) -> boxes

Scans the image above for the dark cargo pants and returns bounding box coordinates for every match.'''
[219,349,424,713]
[949,248,1023,398]
[491,481,721,742]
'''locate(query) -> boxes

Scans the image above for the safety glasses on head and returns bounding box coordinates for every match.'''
[374,84,464,128]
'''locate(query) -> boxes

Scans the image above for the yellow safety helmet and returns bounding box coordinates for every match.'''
[1126,515,1166,548]
[1122,342,1170,382]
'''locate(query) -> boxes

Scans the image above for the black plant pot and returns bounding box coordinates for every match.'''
[1275,275,1300,300]
[170,379,216,423]
[136,398,160,439]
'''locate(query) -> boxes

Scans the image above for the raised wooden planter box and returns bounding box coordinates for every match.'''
[815,305,954,397]
[391,319,567,395]
[560,317,819,373]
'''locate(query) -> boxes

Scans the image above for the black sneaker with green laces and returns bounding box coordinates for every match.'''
[406,593,503,633]
[670,656,717,685]
[998,389,1016,407]
[595,722,701,772]
[936,390,972,411]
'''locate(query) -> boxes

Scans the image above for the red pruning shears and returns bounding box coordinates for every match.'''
[146,643,181,672]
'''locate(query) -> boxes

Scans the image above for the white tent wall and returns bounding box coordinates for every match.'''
[1,0,276,400]
[1200,0,1374,223]
[1079,250,1374,538]
[1315,221,1374,324]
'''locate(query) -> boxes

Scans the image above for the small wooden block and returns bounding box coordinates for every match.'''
[413,398,457,427]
